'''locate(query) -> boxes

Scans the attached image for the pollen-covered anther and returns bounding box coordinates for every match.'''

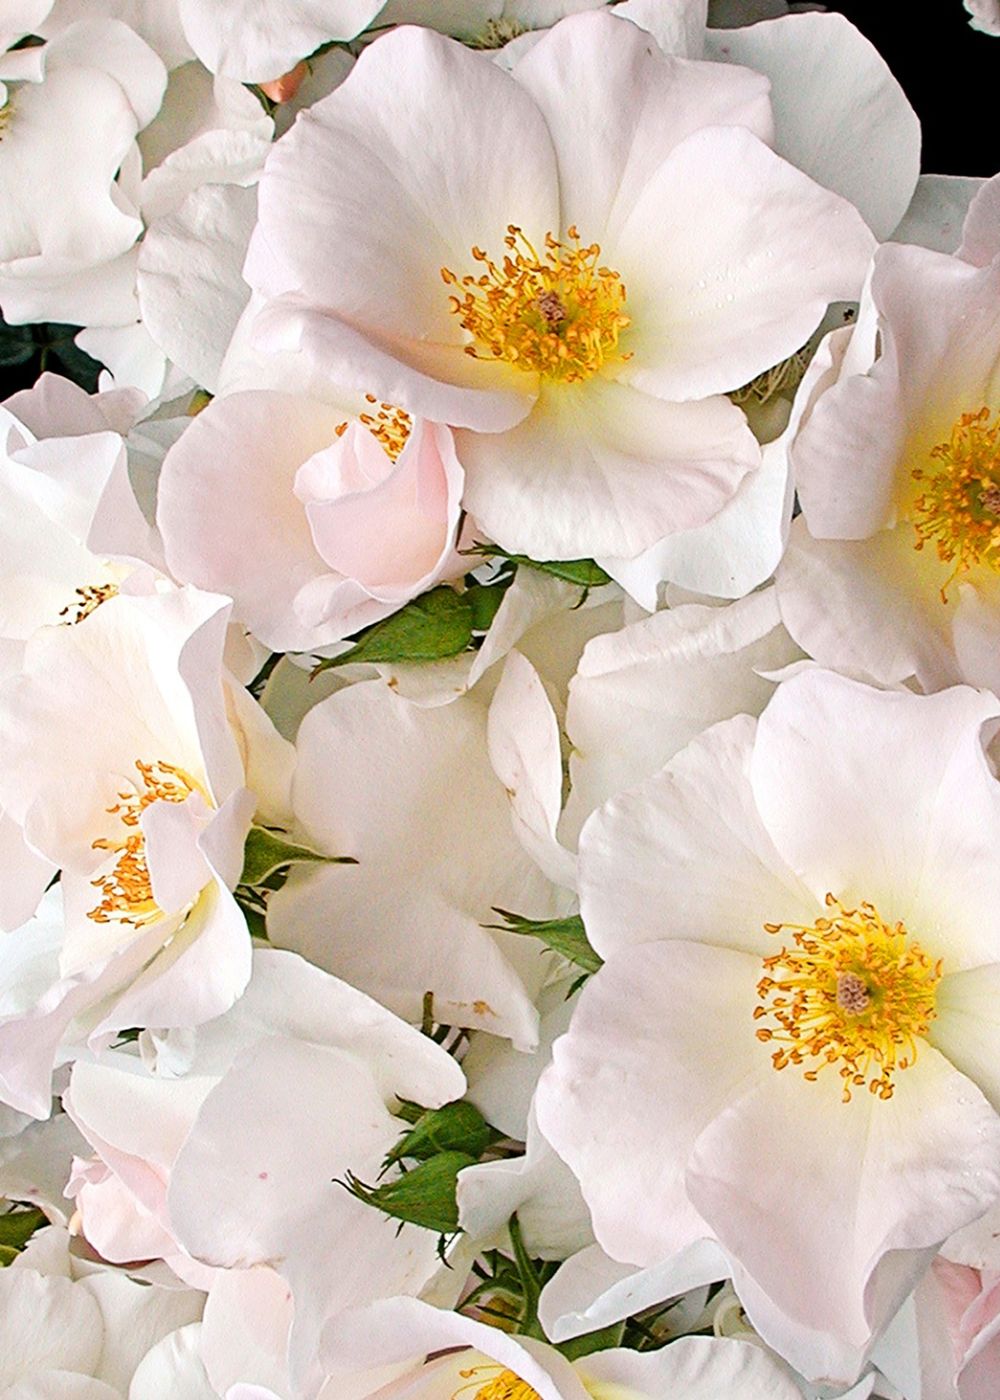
[911,406,1000,600]
[87,759,201,926]
[754,893,942,1103]
[441,225,631,384]
[336,394,412,461]
[453,1365,540,1400]
[59,582,119,625]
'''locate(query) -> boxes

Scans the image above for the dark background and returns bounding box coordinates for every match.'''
[828,1,997,176]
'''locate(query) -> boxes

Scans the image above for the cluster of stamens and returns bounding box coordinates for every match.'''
[911,406,1000,600]
[441,225,630,384]
[0,97,13,141]
[754,894,942,1103]
[468,18,529,48]
[88,760,200,926]
[452,1367,539,1400]
[335,394,412,461]
[59,582,119,625]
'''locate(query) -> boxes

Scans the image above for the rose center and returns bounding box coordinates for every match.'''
[59,582,119,625]
[454,1366,540,1400]
[88,759,203,926]
[754,893,942,1102]
[335,394,412,461]
[911,406,1000,599]
[441,225,630,384]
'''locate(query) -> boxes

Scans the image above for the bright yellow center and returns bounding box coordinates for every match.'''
[911,406,1000,600]
[335,394,412,461]
[88,760,201,926]
[453,1366,540,1400]
[754,893,942,1103]
[441,225,631,384]
[59,582,119,625]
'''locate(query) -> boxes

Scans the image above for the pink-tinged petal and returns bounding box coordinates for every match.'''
[137,182,257,395]
[705,14,919,240]
[168,1038,447,1390]
[536,941,764,1267]
[580,1336,803,1400]
[775,519,960,690]
[749,669,1000,972]
[893,174,984,256]
[158,390,354,652]
[562,589,797,848]
[0,811,54,932]
[578,714,814,962]
[794,247,1000,540]
[176,0,382,81]
[142,793,213,915]
[538,1239,729,1344]
[200,1268,292,1399]
[297,420,463,597]
[268,684,557,1048]
[247,27,558,339]
[959,172,1000,267]
[247,292,535,434]
[321,1298,587,1400]
[457,378,759,561]
[512,11,771,243]
[687,1049,1000,1381]
[0,1270,103,1387]
[73,1168,179,1266]
[90,878,251,1037]
[488,652,577,891]
[611,125,875,402]
[600,424,794,605]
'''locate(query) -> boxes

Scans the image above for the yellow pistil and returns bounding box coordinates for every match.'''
[87,760,201,926]
[441,225,630,384]
[911,406,1000,600]
[453,1366,540,1400]
[59,582,119,625]
[754,893,942,1103]
[335,394,412,461]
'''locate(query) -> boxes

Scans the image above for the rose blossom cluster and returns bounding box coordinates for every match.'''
[0,0,999,1396]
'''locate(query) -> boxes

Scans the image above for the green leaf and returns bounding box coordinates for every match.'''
[488,909,603,975]
[0,1207,47,1257]
[467,542,611,589]
[239,826,353,887]
[557,1321,627,1360]
[385,1100,494,1167]
[312,587,474,673]
[341,1152,476,1234]
[465,577,512,632]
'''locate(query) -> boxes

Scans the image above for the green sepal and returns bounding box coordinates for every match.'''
[488,908,603,975]
[0,1207,47,1259]
[240,826,353,887]
[312,587,474,673]
[385,1100,495,1167]
[342,1151,476,1234]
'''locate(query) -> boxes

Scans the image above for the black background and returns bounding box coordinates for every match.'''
[826,1,998,176]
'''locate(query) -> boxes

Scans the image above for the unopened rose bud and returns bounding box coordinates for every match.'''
[259,60,308,103]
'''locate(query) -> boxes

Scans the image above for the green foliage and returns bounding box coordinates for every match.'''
[488,908,603,975]
[311,575,515,674]
[342,1152,477,1234]
[467,541,611,589]
[0,1207,47,1265]
[0,316,102,393]
[239,826,352,887]
[385,1100,496,1167]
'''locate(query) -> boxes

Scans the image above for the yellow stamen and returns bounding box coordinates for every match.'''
[59,582,119,625]
[754,893,942,1103]
[441,225,631,384]
[911,406,1000,601]
[335,395,412,461]
[468,18,529,48]
[453,1366,540,1400]
[0,96,13,140]
[87,760,201,926]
